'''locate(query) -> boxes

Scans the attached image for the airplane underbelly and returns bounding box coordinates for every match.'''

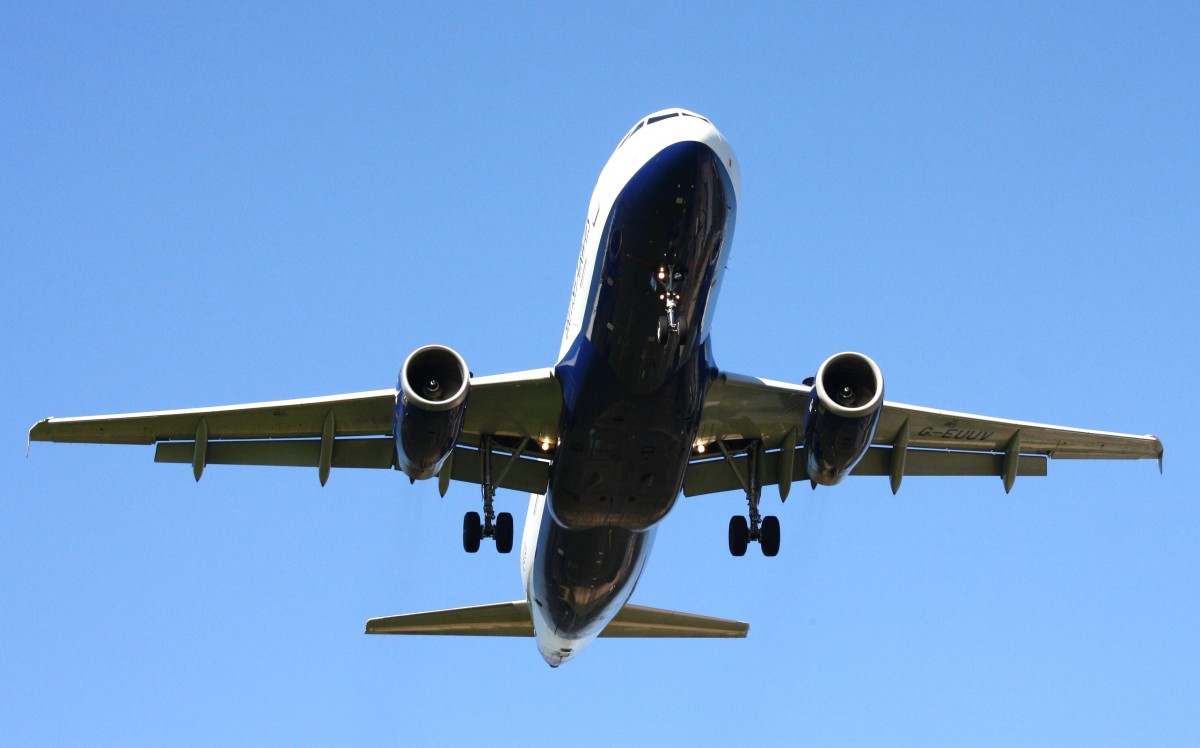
[547,340,712,529]
[533,133,738,663]
[588,140,734,394]
[528,506,655,665]
[549,139,734,530]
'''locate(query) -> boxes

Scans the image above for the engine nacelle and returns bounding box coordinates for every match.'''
[394,345,470,481]
[804,352,884,486]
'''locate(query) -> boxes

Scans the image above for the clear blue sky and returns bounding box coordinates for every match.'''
[3,3,1197,745]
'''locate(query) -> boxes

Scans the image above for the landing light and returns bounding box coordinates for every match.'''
[695,442,706,454]
[541,439,551,452]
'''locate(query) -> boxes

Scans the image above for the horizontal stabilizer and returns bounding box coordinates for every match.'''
[600,604,748,638]
[365,601,748,638]
[366,601,532,637]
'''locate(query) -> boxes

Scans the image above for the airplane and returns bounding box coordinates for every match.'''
[29,108,1163,667]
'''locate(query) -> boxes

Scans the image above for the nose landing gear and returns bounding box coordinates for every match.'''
[654,265,687,344]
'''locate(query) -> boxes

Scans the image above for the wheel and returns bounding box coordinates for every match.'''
[728,515,749,557]
[495,512,514,554]
[657,315,669,344]
[463,511,482,553]
[760,515,781,557]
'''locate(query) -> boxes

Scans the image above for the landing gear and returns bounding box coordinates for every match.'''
[463,511,482,553]
[728,515,749,556]
[462,435,515,554]
[462,509,512,554]
[654,265,686,344]
[495,511,514,554]
[717,439,782,557]
[759,515,780,557]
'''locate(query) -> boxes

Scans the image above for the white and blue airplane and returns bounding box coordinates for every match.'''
[30,109,1162,667]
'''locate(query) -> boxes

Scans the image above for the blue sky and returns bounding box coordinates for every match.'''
[3,2,1197,745]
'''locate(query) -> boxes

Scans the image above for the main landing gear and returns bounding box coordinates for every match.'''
[462,435,514,554]
[716,440,781,557]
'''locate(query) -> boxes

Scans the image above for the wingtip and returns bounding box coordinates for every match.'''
[28,418,50,444]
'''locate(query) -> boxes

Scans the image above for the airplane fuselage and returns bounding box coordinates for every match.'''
[519,110,741,666]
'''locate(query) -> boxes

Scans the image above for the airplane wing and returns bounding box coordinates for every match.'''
[686,370,1163,497]
[28,368,563,491]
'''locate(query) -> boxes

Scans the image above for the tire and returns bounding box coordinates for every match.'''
[760,515,781,557]
[463,511,482,553]
[728,515,749,557]
[495,512,514,554]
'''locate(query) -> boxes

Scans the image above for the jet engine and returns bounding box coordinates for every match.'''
[394,345,470,481]
[804,352,884,486]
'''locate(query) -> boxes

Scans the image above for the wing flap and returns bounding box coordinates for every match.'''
[154,437,397,470]
[684,446,1047,497]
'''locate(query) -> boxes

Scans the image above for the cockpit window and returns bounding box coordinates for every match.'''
[647,112,679,125]
[617,121,644,149]
[680,112,710,123]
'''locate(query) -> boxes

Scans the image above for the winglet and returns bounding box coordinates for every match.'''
[1153,436,1164,474]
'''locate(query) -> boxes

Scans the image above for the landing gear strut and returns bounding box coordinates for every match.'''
[462,435,514,554]
[717,440,781,557]
[655,265,686,344]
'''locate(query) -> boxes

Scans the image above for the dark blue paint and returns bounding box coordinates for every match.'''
[802,389,882,486]
[533,139,736,641]
[393,392,467,480]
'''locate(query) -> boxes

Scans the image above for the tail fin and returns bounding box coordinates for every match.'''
[365,601,748,638]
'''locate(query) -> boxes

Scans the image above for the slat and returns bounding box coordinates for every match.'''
[154,440,550,492]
